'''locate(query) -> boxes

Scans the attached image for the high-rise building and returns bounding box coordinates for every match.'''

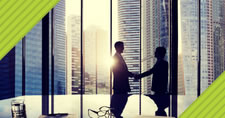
[0,48,15,100]
[141,0,169,94]
[178,54,185,95]
[0,0,66,99]
[83,26,109,94]
[83,28,97,94]
[180,0,225,94]
[66,15,81,94]
[53,0,66,94]
[15,22,43,95]
[118,0,141,94]
[204,0,214,92]
[180,0,198,95]
[212,0,225,79]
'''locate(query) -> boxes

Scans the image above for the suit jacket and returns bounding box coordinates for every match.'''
[112,53,133,93]
[140,59,168,93]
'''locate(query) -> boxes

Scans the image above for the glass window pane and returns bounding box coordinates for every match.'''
[83,0,110,117]
[52,0,81,117]
[141,0,170,116]
[178,0,198,115]
[178,0,225,115]
[0,48,16,99]
[83,0,110,95]
[112,0,142,117]
[66,0,81,95]
[53,0,66,95]
[201,0,225,91]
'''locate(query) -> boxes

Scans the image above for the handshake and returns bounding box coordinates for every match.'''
[131,73,141,80]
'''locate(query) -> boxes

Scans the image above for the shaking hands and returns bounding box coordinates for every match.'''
[130,72,141,80]
[134,74,141,80]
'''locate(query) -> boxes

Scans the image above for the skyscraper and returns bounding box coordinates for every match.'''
[178,54,185,95]
[203,0,214,92]
[212,0,225,80]
[84,26,109,94]
[0,0,66,98]
[180,0,225,94]
[0,48,15,100]
[66,15,81,94]
[141,0,169,94]
[15,21,43,95]
[53,0,66,94]
[180,0,199,95]
[118,0,141,94]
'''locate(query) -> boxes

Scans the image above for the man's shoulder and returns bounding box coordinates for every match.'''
[158,60,168,66]
[113,53,120,59]
[113,53,120,65]
[163,60,168,64]
[162,60,168,68]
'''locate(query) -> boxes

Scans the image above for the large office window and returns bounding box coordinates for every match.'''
[4,0,219,117]
[178,0,198,115]
[83,0,110,94]
[140,0,171,116]
[82,0,111,117]
[178,0,225,115]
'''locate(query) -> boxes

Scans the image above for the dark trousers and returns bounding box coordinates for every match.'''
[110,92,129,118]
[147,93,170,116]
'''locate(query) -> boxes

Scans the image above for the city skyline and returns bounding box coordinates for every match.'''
[0,0,66,99]
[179,0,225,95]
[66,15,81,94]
[0,0,224,117]
[141,0,170,94]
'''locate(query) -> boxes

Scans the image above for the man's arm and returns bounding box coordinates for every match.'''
[135,66,155,79]
[139,68,154,78]
[127,71,134,77]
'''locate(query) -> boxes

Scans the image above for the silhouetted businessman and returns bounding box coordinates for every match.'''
[135,47,169,116]
[110,41,134,118]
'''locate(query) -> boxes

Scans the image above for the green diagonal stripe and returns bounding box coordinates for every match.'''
[0,0,60,60]
[179,71,225,118]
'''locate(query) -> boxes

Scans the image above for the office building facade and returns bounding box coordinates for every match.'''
[141,0,169,94]
[67,15,81,94]
[0,0,66,99]
[53,0,66,94]
[180,0,225,94]
[118,0,141,94]
[212,0,225,80]
[0,49,15,100]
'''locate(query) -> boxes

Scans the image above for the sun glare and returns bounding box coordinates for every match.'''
[103,56,115,68]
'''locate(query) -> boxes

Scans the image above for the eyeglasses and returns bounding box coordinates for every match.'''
[88,106,114,118]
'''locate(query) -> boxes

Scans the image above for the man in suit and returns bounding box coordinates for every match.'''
[110,41,134,118]
[135,47,169,116]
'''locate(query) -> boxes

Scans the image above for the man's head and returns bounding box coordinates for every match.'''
[155,47,166,59]
[114,41,124,54]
